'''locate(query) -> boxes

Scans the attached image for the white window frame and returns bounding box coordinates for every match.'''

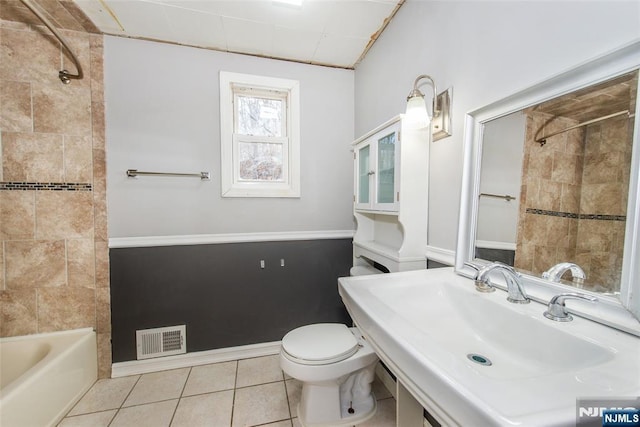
[220,71,300,198]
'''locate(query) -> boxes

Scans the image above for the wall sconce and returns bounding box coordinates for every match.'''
[405,74,452,141]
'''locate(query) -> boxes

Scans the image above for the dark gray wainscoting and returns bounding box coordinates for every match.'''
[110,238,353,362]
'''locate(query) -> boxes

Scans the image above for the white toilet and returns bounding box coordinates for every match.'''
[280,323,379,427]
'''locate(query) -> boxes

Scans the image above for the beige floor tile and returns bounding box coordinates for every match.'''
[123,368,189,407]
[232,382,290,427]
[236,355,284,388]
[359,397,396,427]
[291,418,302,427]
[68,376,139,415]
[261,421,292,427]
[182,361,237,396]
[58,410,117,427]
[284,378,302,418]
[171,390,234,427]
[110,400,178,427]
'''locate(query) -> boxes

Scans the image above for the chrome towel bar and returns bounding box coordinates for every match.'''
[479,192,516,202]
[126,169,211,180]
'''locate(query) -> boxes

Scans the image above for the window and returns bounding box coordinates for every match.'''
[220,72,300,197]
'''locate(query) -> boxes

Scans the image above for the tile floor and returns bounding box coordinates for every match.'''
[58,355,397,427]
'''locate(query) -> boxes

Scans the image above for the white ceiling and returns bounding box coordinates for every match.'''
[72,0,403,69]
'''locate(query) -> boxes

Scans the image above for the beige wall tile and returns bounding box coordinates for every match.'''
[0,243,4,290]
[0,80,32,132]
[38,3,86,33]
[601,117,628,152]
[89,35,104,104]
[0,28,61,85]
[97,331,112,379]
[537,180,562,211]
[37,286,95,332]
[0,10,38,28]
[94,240,109,288]
[64,135,93,182]
[60,1,101,33]
[0,289,38,336]
[576,220,614,253]
[91,102,105,148]
[514,242,534,273]
[36,191,94,239]
[560,183,580,213]
[532,245,556,275]
[95,287,110,334]
[583,151,624,185]
[0,191,35,240]
[545,216,570,247]
[551,151,580,185]
[32,83,92,136]
[5,239,66,288]
[67,238,95,287]
[2,132,64,181]
[580,183,625,215]
[60,29,91,89]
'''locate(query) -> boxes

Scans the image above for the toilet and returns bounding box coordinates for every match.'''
[280,323,379,427]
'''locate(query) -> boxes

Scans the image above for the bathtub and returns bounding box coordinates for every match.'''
[0,328,97,427]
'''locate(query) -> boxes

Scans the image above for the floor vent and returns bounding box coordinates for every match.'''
[136,325,186,360]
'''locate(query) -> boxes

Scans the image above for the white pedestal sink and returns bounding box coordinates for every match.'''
[338,267,640,426]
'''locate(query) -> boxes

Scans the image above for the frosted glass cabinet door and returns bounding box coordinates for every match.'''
[357,144,371,205]
[353,117,400,213]
[377,131,396,204]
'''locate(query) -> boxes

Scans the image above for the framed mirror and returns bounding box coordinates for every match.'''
[456,41,640,333]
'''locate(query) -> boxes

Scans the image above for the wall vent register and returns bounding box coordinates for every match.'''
[136,325,186,360]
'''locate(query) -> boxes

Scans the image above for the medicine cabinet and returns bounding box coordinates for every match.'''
[352,115,430,272]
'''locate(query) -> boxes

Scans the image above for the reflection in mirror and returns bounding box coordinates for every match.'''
[475,71,638,295]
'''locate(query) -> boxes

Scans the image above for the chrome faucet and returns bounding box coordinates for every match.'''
[475,262,530,304]
[543,292,597,322]
[542,262,586,283]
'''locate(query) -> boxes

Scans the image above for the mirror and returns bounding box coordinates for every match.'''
[476,71,637,295]
[456,41,640,326]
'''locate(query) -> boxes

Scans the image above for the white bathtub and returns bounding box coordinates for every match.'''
[0,328,97,427]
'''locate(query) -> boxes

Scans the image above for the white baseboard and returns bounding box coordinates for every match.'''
[111,341,281,378]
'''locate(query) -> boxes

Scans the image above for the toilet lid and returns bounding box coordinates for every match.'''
[282,324,359,365]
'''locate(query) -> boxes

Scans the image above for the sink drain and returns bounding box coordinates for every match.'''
[467,353,492,366]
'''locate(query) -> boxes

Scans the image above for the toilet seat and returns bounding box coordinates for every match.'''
[282,324,360,365]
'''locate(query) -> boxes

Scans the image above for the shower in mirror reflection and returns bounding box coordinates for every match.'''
[475,70,638,295]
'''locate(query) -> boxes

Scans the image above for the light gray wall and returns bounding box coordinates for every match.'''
[354,0,640,253]
[477,111,525,245]
[105,36,355,238]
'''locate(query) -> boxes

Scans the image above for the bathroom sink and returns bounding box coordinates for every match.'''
[338,267,640,426]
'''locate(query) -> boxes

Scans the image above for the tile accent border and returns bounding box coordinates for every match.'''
[526,208,626,222]
[0,182,93,191]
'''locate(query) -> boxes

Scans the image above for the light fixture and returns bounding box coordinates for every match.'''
[405,75,452,140]
[405,74,439,129]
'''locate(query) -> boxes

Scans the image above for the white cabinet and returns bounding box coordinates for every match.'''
[352,115,429,272]
[354,118,400,213]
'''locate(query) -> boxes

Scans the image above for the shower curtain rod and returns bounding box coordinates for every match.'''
[536,110,635,146]
[19,0,83,84]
